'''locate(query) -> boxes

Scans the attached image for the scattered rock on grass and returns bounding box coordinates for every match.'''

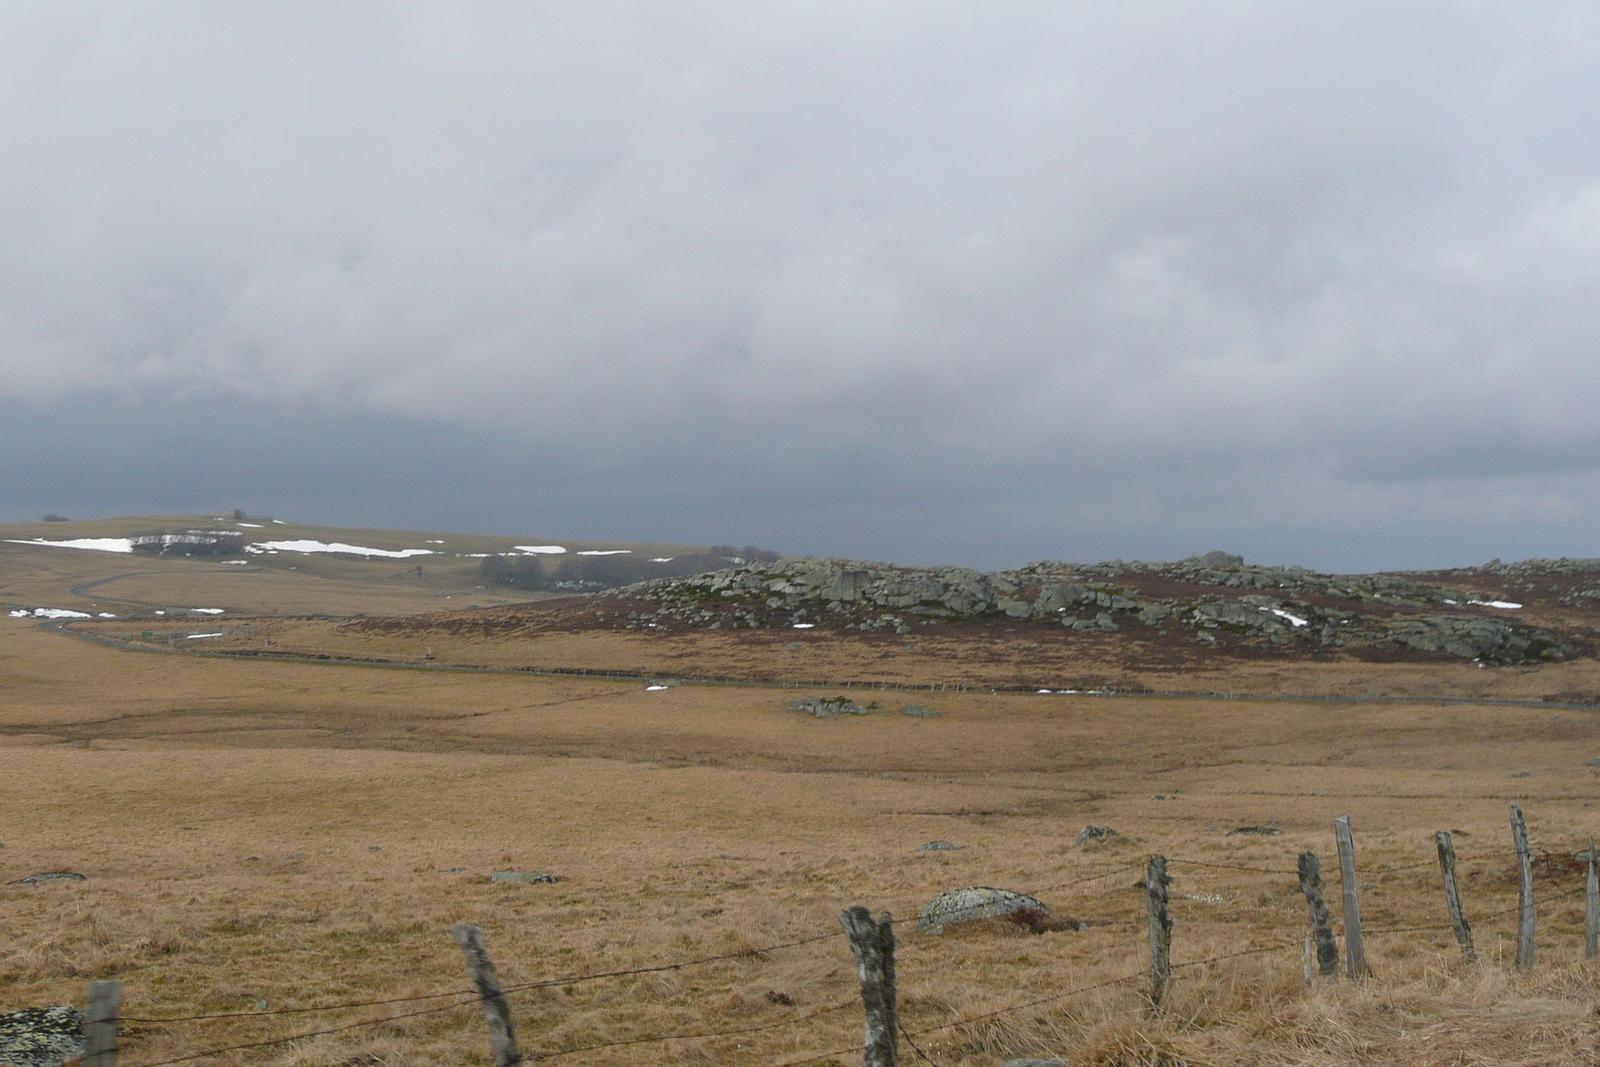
[0,1006,84,1067]
[5,873,85,886]
[1075,825,1119,845]
[915,841,964,852]
[787,696,875,718]
[899,704,940,718]
[490,871,556,885]
[917,887,1051,934]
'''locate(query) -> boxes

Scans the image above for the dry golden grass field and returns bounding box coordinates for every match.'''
[3,526,1600,1065]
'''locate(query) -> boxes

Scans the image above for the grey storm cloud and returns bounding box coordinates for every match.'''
[3,2,1600,570]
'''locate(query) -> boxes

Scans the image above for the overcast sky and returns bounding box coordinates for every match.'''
[4,3,1600,571]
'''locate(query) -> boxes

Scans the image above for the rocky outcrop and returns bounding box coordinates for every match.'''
[607,552,1571,666]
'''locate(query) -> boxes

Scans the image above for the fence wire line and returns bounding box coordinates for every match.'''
[120,837,1558,1022]
[114,847,1599,1061]
[1167,857,1297,875]
[1028,861,1145,894]
[899,1021,940,1064]
[527,1002,853,1061]
[128,996,479,1067]
[120,930,838,1025]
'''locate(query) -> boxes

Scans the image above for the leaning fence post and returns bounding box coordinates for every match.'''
[1509,803,1535,971]
[1296,851,1339,978]
[1586,835,1598,961]
[1333,815,1367,980]
[451,924,522,1067]
[84,980,121,1067]
[839,906,898,1067]
[1433,831,1475,962]
[1145,855,1172,1009]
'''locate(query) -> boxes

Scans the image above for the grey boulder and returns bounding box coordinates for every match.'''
[1075,825,1119,845]
[917,887,1049,935]
[490,871,556,885]
[5,873,85,887]
[0,1007,84,1067]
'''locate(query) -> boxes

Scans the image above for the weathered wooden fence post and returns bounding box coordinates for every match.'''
[1145,855,1172,1010]
[1333,815,1367,980]
[839,907,897,1067]
[451,924,522,1067]
[1296,850,1339,978]
[1586,834,1598,961]
[83,980,121,1067]
[1434,831,1475,962]
[1508,803,1536,972]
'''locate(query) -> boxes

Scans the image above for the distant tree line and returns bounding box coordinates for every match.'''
[479,545,781,592]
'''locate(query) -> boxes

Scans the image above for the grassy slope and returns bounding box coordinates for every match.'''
[0,515,707,617]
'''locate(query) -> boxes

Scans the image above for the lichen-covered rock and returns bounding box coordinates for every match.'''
[490,871,555,885]
[5,873,85,887]
[917,887,1050,934]
[1075,825,1119,845]
[0,1007,84,1067]
[787,696,873,718]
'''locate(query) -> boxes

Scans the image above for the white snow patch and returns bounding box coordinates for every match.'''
[5,537,134,554]
[459,553,490,558]
[271,519,286,524]
[221,560,249,565]
[186,632,225,639]
[8,610,27,617]
[236,522,264,528]
[30,608,92,619]
[1268,608,1308,627]
[246,540,434,559]
[645,685,670,691]
[514,545,567,554]
[1444,599,1458,605]
[650,557,675,563]
[425,540,445,544]
[577,549,631,556]
[189,608,225,615]
[97,612,116,618]
[1470,599,1523,609]
[792,623,815,629]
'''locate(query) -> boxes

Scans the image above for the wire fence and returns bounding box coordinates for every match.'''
[83,823,1600,1067]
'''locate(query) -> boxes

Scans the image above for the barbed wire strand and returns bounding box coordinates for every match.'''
[128,996,478,1067]
[527,1002,853,1061]
[1167,857,1297,875]
[1028,862,1146,894]
[121,929,839,1025]
[899,1022,940,1065]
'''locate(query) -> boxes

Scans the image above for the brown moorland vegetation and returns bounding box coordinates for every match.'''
[3,530,1600,1064]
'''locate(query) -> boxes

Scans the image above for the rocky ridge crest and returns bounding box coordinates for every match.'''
[613,550,1574,665]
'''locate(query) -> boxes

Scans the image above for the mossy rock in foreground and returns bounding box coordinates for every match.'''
[0,1007,84,1067]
